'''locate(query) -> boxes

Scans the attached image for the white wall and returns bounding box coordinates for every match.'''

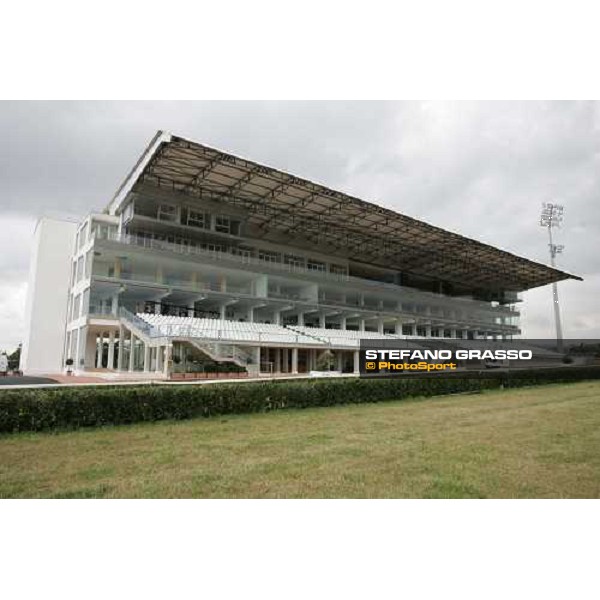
[20,218,78,374]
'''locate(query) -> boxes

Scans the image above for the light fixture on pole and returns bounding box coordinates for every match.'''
[539,203,565,352]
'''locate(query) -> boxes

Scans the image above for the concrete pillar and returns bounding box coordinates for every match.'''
[253,346,261,370]
[96,332,103,368]
[395,321,402,335]
[274,310,281,325]
[107,331,115,369]
[336,352,343,372]
[340,316,347,330]
[297,312,304,326]
[275,348,281,373]
[143,343,150,372]
[450,328,457,339]
[377,320,384,335]
[111,294,119,316]
[128,332,135,372]
[156,345,163,373]
[359,319,365,332]
[117,326,124,370]
[247,306,254,323]
[353,350,360,374]
[220,304,226,320]
[412,323,418,336]
[164,344,172,377]
[283,348,289,373]
[291,348,298,374]
[425,324,432,337]
[319,314,326,328]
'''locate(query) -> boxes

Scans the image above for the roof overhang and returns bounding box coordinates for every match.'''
[107,131,583,293]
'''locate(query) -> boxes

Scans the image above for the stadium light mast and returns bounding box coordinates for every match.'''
[539,203,565,352]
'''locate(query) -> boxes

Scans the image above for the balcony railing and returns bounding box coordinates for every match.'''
[97,231,520,324]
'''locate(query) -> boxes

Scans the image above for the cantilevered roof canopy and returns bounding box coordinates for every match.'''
[108,131,582,293]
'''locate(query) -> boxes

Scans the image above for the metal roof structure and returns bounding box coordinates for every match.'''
[108,131,582,293]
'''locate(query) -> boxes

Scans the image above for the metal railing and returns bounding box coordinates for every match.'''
[100,231,520,324]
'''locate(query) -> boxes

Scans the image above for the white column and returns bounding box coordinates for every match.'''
[340,316,347,330]
[96,332,103,368]
[412,323,418,336]
[107,331,115,369]
[336,352,343,372]
[359,319,365,332]
[353,350,360,374]
[117,326,124,370]
[291,348,298,374]
[377,320,384,335]
[164,344,172,377]
[275,348,281,373]
[156,345,163,374]
[128,332,135,372]
[220,304,226,320]
[395,321,402,335]
[319,314,326,328]
[247,306,254,322]
[143,343,150,372]
[425,324,432,337]
[297,312,304,326]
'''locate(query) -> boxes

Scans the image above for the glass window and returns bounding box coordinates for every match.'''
[81,289,90,317]
[215,216,240,235]
[259,250,281,264]
[186,209,209,229]
[215,215,231,233]
[76,256,84,282]
[84,251,92,279]
[307,259,326,272]
[73,294,81,320]
[284,254,305,268]
[158,204,178,222]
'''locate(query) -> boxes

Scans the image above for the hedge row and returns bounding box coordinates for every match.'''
[0,366,599,433]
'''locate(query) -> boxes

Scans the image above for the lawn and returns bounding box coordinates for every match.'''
[1,380,599,498]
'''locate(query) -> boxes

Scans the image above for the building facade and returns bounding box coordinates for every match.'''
[20,131,580,377]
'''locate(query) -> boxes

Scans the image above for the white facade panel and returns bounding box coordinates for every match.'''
[20,218,78,374]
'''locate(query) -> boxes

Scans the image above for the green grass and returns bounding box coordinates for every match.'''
[1,380,599,498]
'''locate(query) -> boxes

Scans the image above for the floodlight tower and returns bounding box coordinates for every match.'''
[539,203,565,352]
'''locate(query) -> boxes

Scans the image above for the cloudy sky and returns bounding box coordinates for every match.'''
[1,101,599,352]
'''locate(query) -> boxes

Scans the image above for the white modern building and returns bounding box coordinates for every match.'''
[20,131,581,377]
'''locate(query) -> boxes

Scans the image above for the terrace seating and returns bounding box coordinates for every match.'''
[136,314,320,345]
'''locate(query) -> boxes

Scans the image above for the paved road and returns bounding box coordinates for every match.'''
[0,376,59,386]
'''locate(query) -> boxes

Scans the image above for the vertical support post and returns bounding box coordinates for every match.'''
[117,326,124,370]
[128,332,135,372]
[291,348,298,374]
[353,350,360,374]
[143,343,150,372]
[96,332,103,368]
[107,331,115,369]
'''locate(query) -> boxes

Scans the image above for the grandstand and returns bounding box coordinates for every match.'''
[20,131,581,377]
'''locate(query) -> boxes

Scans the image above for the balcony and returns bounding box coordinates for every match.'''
[95,231,520,330]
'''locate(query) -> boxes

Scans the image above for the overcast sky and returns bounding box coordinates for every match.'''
[1,101,599,352]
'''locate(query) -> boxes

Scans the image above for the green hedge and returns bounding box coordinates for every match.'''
[0,366,599,433]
